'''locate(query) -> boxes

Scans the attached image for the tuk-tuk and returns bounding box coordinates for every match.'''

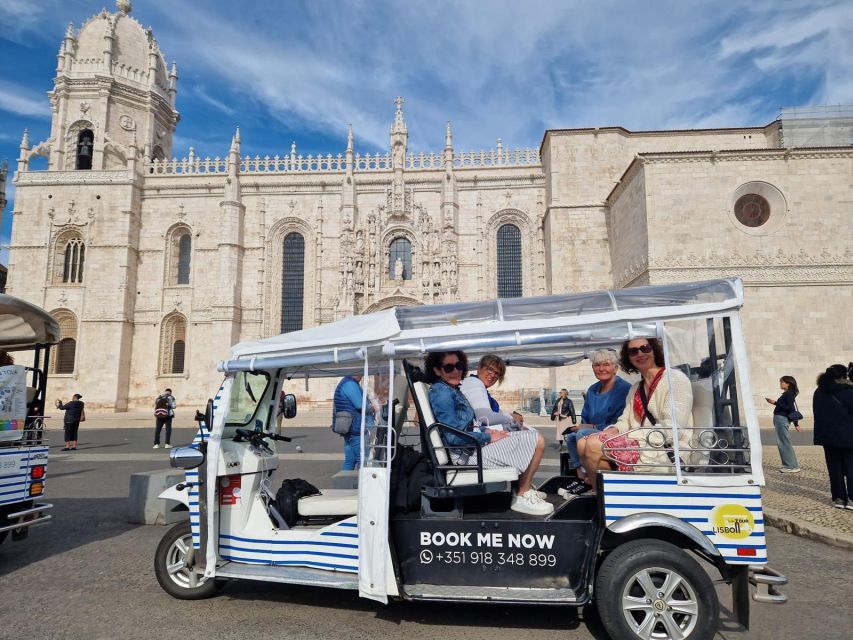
[0,294,58,544]
[156,278,787,640]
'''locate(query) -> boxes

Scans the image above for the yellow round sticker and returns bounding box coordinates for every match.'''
[710,504,754,539]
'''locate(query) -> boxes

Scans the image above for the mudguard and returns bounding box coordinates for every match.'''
[159,484,190,508]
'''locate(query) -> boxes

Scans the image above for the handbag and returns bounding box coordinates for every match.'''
[788,400,803,423]
[332,410,354,436]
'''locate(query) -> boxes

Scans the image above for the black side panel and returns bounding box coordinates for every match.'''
[391,516,599,591]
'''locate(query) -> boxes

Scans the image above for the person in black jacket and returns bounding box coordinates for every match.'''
[813,364,853,509]
[550,388,576,449]
[765,375,801,473]
[56,393,85,451]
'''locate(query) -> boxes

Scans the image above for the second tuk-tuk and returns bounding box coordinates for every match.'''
[0,294,58,545]
[155,278,787,640]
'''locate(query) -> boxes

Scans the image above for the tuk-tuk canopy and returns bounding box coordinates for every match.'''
[0,294,61,351]
[221,279,744,377]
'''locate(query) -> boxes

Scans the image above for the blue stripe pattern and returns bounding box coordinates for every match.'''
[0,446,48,505]
[218,518,360,572]
[602,474,768,565]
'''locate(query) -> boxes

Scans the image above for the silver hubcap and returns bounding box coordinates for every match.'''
[620,566,700,640]
[165,533,208,590]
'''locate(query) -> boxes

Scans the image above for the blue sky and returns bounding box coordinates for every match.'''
[1,0,851,264]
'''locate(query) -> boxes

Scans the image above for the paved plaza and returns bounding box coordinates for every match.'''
[2,415,851,640]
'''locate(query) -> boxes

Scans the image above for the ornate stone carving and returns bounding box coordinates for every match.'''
[119,114,136,131]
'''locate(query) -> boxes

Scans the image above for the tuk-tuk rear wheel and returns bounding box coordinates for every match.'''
[154,520,219,599]
[595,539,719,640]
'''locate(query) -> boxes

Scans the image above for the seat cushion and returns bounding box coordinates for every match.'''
[447,466,518,486]
[297,489,358,517]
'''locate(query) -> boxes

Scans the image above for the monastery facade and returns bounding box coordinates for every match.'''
[4,2,852,411]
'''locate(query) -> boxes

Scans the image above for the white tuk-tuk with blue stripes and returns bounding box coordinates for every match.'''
[0,295,58,545]
[155,278,786,640]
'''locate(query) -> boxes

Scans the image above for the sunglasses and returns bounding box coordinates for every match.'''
[627,344,653,357]
[440,362,466,373]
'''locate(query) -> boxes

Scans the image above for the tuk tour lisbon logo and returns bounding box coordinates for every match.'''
[709,504,754,539]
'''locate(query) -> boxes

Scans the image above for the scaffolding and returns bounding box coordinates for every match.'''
[778,105,853,148]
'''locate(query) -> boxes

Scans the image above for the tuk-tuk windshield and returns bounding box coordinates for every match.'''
[224,371,271,427]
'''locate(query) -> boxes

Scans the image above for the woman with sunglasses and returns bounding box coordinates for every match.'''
[577,338,694,489]
[425,351,552,516]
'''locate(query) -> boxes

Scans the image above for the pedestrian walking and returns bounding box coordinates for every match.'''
[332,375,374,470]
[812,364,853,510]
[550,388,577,449]
[765,375,802,473]
[153,387,176,449]
[55,393,84,451]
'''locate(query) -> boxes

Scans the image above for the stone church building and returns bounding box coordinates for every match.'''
[5,2,852,411]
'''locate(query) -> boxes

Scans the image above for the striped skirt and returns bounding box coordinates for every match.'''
[451,430,538,474]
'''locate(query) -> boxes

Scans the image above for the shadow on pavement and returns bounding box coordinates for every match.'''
[222,579,610,637]
[0,497,144,573]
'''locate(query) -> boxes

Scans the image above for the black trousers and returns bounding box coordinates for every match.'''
[63,421,80,442]
[823,446,853,502]
[154,416,173,445]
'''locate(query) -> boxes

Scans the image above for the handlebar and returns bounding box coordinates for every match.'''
[233,428,292,449]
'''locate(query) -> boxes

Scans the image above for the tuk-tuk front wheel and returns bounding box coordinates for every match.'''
[154,520,219,599]
[595,539,719,640]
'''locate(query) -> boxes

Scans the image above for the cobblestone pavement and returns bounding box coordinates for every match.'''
[762,445,853,547]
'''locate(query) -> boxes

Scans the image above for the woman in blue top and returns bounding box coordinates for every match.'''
[426,351,552,516]
[565,349,632,470]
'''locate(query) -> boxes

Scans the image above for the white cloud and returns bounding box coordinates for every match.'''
[6,0,848,158]
[0,80,51,118]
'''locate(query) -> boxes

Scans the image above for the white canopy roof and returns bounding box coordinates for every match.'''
[0,294,61,350]
[220,279,744,377]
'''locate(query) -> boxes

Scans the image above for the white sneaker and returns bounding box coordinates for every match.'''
[152,444,160,449]
[779,467,801,473]
[511,490,554,516]
[533,489,547,500]
[164,444,172,449]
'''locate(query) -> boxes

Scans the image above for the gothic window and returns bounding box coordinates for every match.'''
[388,237,412,280]
[76,129,94,170]
[177,234,191,284]
[160,314,187,375]
[496,223,522,298]
[281,232,305,333]
[166,227,192,286]
[50,311,78,374]
[54,233,85,284]
[172,340,186,374]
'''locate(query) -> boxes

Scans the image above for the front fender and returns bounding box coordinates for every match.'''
[159,483,190,508]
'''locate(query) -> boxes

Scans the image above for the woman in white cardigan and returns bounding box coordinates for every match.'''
[578,337,694,488]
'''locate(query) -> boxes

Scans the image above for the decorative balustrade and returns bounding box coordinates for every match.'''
[452,147,540,167]
[145,145,539,176]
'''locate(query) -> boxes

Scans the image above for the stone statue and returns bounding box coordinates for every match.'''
[355,230,364,253]
[394,257,404,281]
[538,388,548,416]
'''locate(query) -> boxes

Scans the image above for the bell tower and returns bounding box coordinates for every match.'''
[32,0,179,172]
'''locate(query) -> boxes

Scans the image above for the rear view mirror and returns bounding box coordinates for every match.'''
[282,393,297,419]
[204,398,214,430]
[170,446,205,470]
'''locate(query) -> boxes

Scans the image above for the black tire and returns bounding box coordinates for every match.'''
[154,521,219,599]
[595,539,719,640]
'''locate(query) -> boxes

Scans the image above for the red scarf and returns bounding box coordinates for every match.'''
[632,368,665,423]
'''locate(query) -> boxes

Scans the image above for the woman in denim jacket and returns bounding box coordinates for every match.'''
[426,350,551,516]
